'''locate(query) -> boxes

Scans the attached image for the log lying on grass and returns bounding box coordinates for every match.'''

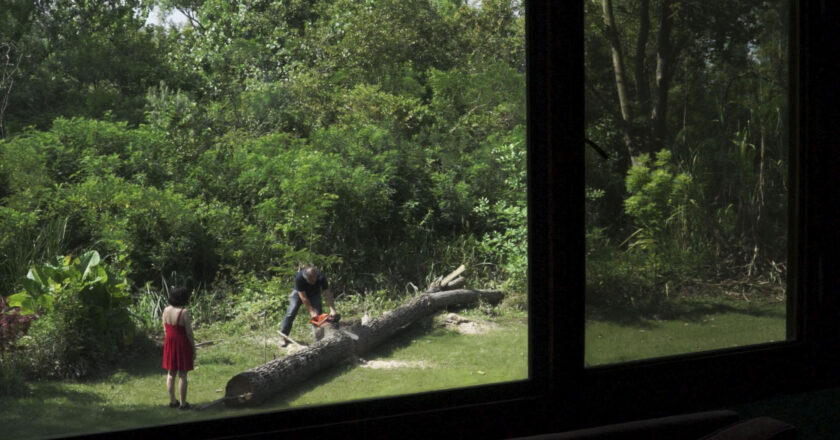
[224,287,503,407]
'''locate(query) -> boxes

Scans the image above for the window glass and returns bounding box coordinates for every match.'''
[584,0,790,365]
[0,1,526,438]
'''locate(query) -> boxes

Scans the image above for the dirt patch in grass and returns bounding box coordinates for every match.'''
[441,313,498,334]
[357,359,433,369]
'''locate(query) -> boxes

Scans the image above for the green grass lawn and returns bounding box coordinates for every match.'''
[585,296,787,366]
[1,295,788,440]
[1,310,528,440]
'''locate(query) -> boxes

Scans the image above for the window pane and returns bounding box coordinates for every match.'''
[0,1,526,438]
[584,0,790,365]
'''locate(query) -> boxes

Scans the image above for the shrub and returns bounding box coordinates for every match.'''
[474,141,527,296]
[7,250,135,379]
[624,149,692,275]
[0,301,37,353]
[0,356,28,397]
[16,293,94,378]
[230,284,289,331]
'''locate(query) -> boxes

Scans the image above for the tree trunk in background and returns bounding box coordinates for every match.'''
[601,0,637,161]
[224,288,504,407]
[651,0,677,153]
[599,0,685,164]
[634,0,652,124]
[0,43,23,139]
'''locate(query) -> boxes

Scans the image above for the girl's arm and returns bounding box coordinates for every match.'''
[182,310,197,358]
[162,306,169,334]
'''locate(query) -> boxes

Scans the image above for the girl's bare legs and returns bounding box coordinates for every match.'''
[167,370,177,404]
[178,370,188,406]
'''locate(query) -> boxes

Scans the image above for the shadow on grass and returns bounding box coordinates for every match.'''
[5,380,254,440]
[2,383,189,440]
[80,335,165,381]
[586,296,786,329]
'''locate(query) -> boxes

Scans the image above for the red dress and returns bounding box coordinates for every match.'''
[162,309,194,372]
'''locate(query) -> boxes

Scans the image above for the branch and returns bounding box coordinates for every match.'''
[0,42,24,139]
[177,7,204,32]
[585,138,610,160]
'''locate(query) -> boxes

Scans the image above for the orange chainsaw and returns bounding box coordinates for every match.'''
[309,313,340,327]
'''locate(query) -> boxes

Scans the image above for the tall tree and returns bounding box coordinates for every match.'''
[1,0,170,133]
[591,0,766,165]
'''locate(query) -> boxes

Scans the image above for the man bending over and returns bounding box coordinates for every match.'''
[279,266,338,346]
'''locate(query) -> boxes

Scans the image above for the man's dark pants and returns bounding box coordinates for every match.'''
[279,290,322,336]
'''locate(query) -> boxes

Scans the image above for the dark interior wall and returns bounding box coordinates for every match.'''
[732,387,840,439]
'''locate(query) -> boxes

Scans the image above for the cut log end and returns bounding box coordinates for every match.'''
[225,374,256,405]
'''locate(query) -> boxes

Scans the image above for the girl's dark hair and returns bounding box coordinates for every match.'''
[168,286,191,307]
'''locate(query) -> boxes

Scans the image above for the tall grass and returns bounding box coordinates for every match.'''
[129,280,231,336]
[129,283,168,334]
[0,216,68,297]
[190,283,229,326]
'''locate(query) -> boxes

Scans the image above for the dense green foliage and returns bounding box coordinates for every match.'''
[586,0,789,309]
[5,251,134,378]
[0,0,526,375]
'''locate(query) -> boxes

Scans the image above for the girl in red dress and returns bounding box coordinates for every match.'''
[162,286,196,410]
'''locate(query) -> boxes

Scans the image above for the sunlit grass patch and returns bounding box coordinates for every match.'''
[585,297,787,366]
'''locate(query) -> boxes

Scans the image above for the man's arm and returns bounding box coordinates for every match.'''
[296,290,320,317]
[323,289,337,316]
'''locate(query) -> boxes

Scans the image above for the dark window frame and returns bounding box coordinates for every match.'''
[73,1,840,439]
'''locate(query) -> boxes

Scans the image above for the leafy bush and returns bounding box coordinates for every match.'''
[0,300,37,353]
[586,249,662,311]
[16,293,95,378]
[8,250,135,379]
[0,356,28,397]
[624,149,692,274]
[474,141,527,298]
[0,211,67,298]
[51,176,222,286]
[228,276,291,331]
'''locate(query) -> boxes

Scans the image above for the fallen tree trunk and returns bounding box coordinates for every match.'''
[224,288,503,407]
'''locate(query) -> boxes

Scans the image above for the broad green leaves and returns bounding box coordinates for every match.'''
[8,250,128,316]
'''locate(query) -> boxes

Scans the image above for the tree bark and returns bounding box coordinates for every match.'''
[651,0,677,152]
[0,42,23,139]
[601,0,637,160]
[634,0,652,121]
[224,288,504,407]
